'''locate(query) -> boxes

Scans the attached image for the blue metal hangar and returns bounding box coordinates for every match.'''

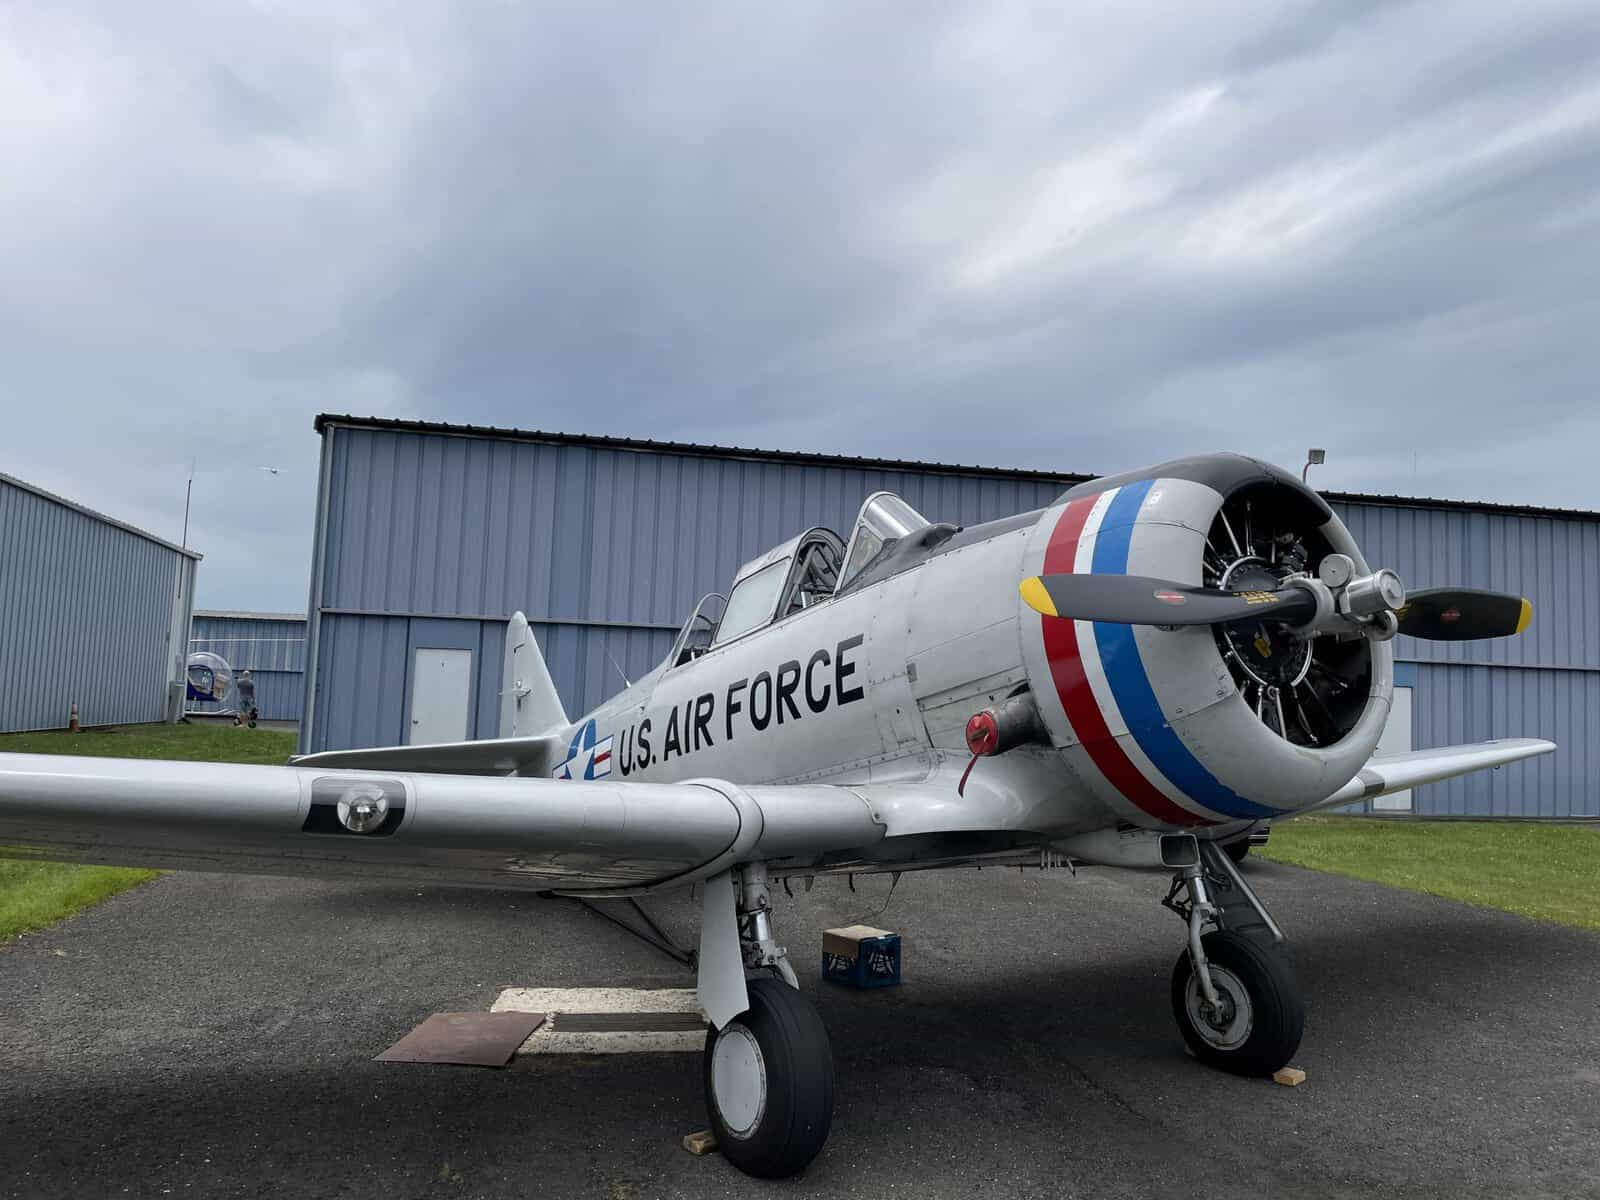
[187,611,308,723]
[299,415,1598,819]
[0,470,200,733]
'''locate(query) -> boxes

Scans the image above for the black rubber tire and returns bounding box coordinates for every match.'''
[1170,930,1303,1077]
[1225,840,1250,864]
[703,978,834,1178]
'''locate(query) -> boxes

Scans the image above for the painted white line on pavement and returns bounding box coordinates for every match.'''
[492,987,706,1055]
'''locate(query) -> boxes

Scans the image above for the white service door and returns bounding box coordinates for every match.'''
[1372,685,1413,811]
[409,648,473,744]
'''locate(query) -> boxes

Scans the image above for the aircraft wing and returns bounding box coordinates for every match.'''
[0,753,885,894]
[1302,737,1555,814]
[290,734,564,777]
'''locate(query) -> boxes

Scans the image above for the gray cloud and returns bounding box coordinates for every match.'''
[1,1,1597,610]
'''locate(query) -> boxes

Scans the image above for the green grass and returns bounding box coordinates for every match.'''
[0,722,297,941]
[0,721,295,765]
[1259,815,1600,932]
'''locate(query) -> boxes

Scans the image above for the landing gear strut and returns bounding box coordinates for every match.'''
[701,863,833,1178]
[1163,840,1304,1076]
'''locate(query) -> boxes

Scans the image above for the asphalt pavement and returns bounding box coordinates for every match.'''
[2,857,1597,1199]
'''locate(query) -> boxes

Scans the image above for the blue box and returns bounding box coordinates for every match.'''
[821,925,902,989]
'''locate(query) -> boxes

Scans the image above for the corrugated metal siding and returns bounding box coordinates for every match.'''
[318,428,1064,627]
[1333,499,1600,817]
[1334,501,1599,670]
[302,429,1600,817]
[1408,663,1597,817]
[187,613,306,721]
[304,427,1064,751]
[0,475,193,732]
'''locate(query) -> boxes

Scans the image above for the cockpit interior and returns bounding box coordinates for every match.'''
[664,491,964,668]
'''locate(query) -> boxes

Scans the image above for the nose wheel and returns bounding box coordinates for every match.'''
[1170,929,1303,1074]
[1163,840,1304,1076]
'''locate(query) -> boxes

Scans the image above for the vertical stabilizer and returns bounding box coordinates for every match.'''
[500,612,568,737]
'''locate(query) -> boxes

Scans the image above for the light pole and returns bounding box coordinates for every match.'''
[181,464,281,548]
[1301,448,1326,486]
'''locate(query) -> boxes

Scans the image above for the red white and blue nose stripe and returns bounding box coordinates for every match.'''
[1037,480,1282,826]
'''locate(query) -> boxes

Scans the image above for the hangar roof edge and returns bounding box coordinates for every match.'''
[0,469,203,559]
[313,412,1086,484]
[314,413,1600,524]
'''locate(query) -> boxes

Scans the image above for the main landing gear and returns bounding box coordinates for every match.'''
[1163,839,1304,1075]
[701,863,833,1178]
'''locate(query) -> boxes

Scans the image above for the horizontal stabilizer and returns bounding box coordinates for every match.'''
[1307,738,1555,814]
[290,733,562,776]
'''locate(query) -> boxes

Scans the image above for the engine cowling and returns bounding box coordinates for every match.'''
[1018,453,1392,830]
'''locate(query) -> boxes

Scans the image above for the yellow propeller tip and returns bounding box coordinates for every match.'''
[1019,577,1058,617]
[1516,598,1533,634]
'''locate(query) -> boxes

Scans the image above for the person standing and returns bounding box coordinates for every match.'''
[235,670,258,728]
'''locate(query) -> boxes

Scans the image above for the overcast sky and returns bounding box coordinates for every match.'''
[3,1,1598,611]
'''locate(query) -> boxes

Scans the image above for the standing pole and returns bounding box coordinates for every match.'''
[1301,448,1326,486]
[182,475,193,548]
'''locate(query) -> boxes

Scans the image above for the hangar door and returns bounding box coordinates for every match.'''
[1372,686,1413,812]
[409,648,473,743]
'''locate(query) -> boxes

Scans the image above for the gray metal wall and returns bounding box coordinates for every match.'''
[301,424,1064,754]
[188,612,307,722]
[0,472,198,733]
[1335,500,1598,817]
[301,423,1598,818]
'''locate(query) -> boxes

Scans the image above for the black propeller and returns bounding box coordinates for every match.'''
[1396,588,1532,641]
[1020,574,1534,642]
[1019,573,1318,628]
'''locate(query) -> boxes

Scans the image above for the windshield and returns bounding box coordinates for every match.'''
[714,560,789,646]
[836,492,931,592]
[668,593,727,667]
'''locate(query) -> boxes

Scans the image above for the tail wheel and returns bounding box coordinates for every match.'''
[1171,930,1304,1076]
[703,978,834,1178]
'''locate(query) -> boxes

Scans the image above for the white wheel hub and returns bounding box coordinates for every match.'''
[711,1023,768,1138]
[1185,964,1254,1051]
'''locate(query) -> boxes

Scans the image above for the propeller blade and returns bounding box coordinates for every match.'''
[1396,588,1532,641]
[1019,574,1319,628]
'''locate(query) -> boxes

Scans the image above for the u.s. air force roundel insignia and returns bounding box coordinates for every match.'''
[302,777,406,837]
[552,719,613,781]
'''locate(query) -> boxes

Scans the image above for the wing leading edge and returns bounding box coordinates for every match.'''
[0,753,883,893]
[1305,737,1555,815]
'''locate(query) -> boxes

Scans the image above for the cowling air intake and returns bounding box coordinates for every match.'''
[1015,454,1532,830]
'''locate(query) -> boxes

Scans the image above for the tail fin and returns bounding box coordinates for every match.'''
[500,612,568,737]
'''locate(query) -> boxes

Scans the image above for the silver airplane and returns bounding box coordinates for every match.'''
[0,452,1553,1178]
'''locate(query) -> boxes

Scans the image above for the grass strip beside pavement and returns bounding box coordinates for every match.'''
[0,722,299,941]
[1258,815,1600,932]
[0,721,297,764]
[0,860,162,941]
